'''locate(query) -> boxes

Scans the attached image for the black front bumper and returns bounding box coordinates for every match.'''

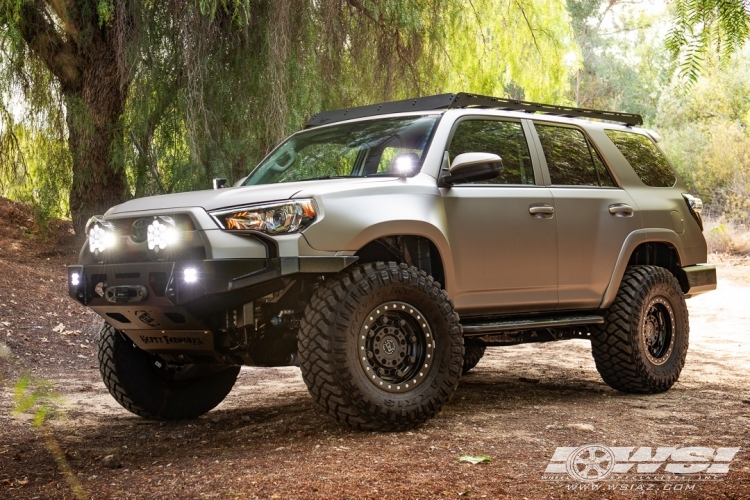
[68,256,357,307]
[67,256,357,347]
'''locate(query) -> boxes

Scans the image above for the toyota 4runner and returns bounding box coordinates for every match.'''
[68,93,716,431]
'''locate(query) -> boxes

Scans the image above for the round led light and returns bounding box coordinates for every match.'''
[147,219,178,253]
[87,221,116,260]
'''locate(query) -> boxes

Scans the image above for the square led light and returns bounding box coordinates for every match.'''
[184,268,198,283]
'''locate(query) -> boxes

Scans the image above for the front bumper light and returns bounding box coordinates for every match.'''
[209,199,317,234]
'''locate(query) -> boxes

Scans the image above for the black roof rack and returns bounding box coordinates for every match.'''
[304,92,643,128]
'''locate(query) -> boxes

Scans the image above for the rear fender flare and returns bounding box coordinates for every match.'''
[600,229,687,309]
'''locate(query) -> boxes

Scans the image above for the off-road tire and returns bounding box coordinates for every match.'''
[98,323,240,420]
[591,265,689,393]
[462,341,486,375]
[298,262,463,431]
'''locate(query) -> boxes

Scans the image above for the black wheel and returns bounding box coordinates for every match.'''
[462,341,486,375]
[591,265,689,393]
[98,323,240,420]
[298,262,463,431]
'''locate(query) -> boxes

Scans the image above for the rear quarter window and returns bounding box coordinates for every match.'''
[604,130,676,187]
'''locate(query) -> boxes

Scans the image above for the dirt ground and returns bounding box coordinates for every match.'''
[1,196,749,499]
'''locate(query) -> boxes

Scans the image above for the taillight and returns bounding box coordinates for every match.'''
[682,193,704,231]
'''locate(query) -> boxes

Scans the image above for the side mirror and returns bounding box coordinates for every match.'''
[441,153,502,186]
[213,178,227,190]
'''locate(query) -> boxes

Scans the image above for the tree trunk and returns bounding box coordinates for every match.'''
[64,29,129,236]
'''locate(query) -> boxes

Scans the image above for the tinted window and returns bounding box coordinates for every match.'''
[447,120,534,185]
[605,130,675,187]
[536,124,615,186]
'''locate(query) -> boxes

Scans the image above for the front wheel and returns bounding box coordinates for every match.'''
[462,341,486,375]
[98,324,240,420]
[298,262,463,431]
[591,265,689,393]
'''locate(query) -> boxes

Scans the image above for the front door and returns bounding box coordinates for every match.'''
[441,118,558,316]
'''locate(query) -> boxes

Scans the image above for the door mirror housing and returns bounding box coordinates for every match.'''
[213,178,228,190]
[441,153,502,186]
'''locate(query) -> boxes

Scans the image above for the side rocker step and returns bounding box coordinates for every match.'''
[461,315,604,337]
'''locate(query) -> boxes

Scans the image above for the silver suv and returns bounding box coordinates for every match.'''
[68,93,716,431]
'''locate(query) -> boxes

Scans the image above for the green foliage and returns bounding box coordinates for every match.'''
[566,0,671,121]
[657,46,750,222]
[665,0,750,86]
[1,0,577,218]
[13,375,62,427]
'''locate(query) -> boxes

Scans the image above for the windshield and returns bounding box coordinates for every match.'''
[243,115,439,185]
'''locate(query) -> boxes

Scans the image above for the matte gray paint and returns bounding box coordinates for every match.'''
[92,108,713,316]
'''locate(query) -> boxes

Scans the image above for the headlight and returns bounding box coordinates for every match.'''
[85,216,116,261]
[209,200,317,234]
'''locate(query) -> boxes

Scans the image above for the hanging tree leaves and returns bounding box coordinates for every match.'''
[665,0,750,85]
[0,1,575,234]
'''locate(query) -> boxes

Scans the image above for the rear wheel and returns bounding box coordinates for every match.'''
[298,262,463,431]
[98,323,240,420]
[591,265,689,393]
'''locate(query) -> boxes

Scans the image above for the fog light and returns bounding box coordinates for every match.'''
[71,272,80,286]
[184,268,198,283]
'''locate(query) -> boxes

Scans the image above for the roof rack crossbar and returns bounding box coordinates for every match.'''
[304,92,643,128]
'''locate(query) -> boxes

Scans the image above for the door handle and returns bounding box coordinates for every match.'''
[609,204,634,217]
[529,205,554,218]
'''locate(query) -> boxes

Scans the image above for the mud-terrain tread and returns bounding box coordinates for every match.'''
[99,324,151,418]
[298,262,463,431]
[98,323,240,420]
[591,265,689,394]
[462,341,486,375]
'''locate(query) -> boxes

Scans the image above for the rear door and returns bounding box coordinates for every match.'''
[441,118,558,315]
[529,122,642,310]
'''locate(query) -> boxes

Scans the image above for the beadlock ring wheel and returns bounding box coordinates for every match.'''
[640,296,675,365]
[357,301,435,393]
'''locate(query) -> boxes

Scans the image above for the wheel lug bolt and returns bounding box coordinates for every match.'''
[409,356,416,363]
[381,316,389,324]
[399,319,406,326]
[367,330,375,338]
[366,351,374,359]
[410,335,417,343]
[378,368,385,375]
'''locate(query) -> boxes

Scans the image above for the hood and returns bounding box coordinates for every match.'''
[105,177,399,215]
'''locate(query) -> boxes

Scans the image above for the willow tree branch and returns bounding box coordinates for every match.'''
[17,2,82,92]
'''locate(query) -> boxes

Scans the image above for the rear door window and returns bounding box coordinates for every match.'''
[535,124,615,187]
[604,129,676,187]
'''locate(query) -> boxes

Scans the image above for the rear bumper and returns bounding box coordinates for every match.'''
[681,264,717,297]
